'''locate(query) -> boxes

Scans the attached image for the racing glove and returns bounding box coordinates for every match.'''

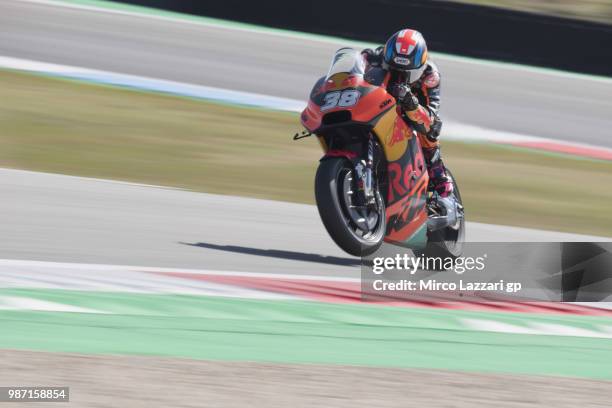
[392,84,420,112]
[392,83,433,135]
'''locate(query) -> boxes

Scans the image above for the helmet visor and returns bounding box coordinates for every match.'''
[406,64,427,84]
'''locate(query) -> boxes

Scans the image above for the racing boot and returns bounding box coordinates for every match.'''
[423,146,453,197]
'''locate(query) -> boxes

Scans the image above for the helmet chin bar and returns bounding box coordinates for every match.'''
[382,61,427,84]
[406,64,427,84]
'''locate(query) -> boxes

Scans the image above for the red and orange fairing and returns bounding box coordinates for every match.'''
[301,71,428,246]
[301,73,391,132]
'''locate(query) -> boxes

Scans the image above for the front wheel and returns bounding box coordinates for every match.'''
[315,158,386,256]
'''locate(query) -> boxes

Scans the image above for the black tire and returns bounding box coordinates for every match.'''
[315,158,386,257]
[415,168,465,261]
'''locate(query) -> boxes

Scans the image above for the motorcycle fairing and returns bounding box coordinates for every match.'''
[300,49,429,249]
[301,74,389,133]
[372,108,428,248]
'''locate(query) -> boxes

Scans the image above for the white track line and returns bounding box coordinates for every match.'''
[3,55,612,157]
[0,56,305,112]
[0,259,361,283]
[0,296,106,313]
[0,259,307,298]
[0,167,182,190]
[462,318,612,339]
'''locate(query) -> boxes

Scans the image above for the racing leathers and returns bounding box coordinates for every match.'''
[363,46,453,197]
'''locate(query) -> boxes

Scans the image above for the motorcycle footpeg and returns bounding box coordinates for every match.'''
[427,195,462,232]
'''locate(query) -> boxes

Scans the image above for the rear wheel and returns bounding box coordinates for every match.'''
[415,168,465,261]
[315,158,386,256]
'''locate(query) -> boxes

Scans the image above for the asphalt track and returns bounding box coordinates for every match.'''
[1,169,606,278]
[0,0,610,274]
[3,3,612,401]
[2,0,612,148]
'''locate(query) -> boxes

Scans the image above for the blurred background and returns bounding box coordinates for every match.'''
[448,0,612,23]
[1,0,612,406]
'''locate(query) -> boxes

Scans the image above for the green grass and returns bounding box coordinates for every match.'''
[1,70,611,237]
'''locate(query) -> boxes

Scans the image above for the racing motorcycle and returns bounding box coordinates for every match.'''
[295,48,464,257]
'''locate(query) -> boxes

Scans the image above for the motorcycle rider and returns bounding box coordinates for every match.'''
[362,29,453,197]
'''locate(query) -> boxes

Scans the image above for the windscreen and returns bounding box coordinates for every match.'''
[325,48,366,80]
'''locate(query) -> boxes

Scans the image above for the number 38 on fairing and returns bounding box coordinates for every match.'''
[296,48,465,258]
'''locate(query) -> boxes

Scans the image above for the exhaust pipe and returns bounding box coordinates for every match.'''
[427,196,463,232]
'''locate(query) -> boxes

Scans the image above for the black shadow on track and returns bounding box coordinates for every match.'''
[180,242,360,267]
